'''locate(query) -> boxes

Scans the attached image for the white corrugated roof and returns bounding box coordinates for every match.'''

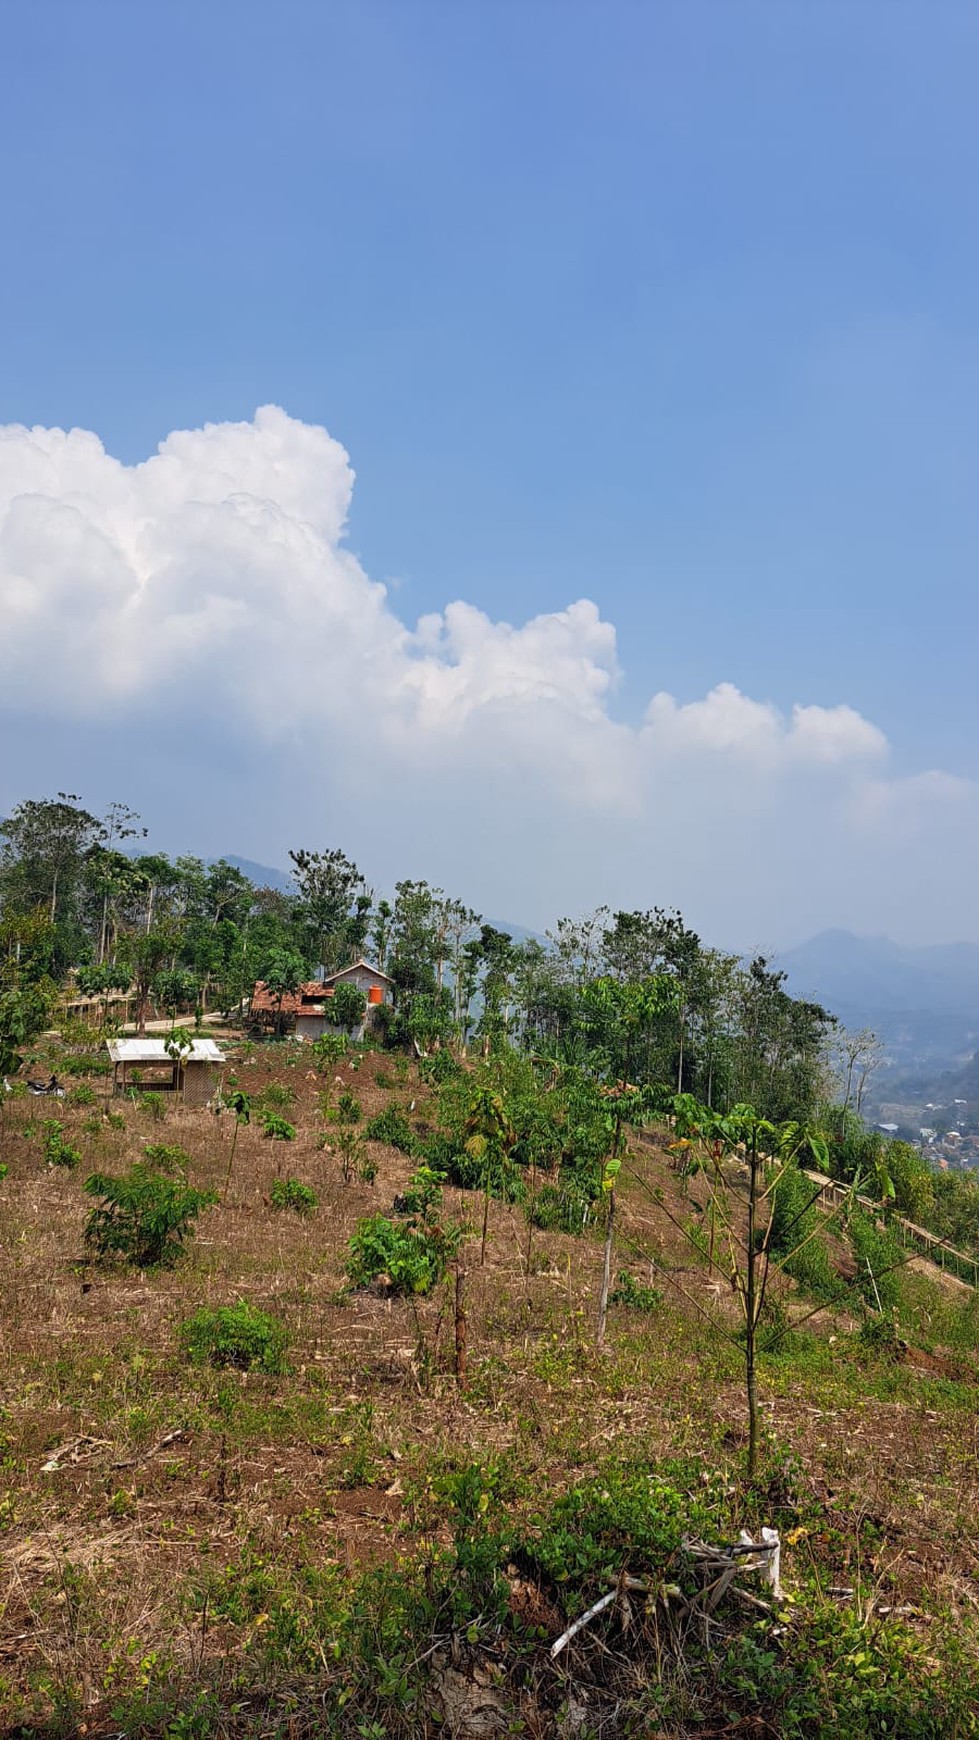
[106,1038,225,1064]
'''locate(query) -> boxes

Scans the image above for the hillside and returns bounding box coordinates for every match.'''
[2,1033,979,1736]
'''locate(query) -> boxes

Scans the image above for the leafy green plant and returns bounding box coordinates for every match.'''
[346,1213,461,1295]
[396,1165,446,1222]
[134,1090,167,1121]
[269,1176,318,1217]
[609,1269,662,1312]
[221,1088,251,1201]
[83,1164,216,1267]
[857,1312,902,1360]
[766,1164,836,1300]
[67,1083,98,1107]
[142,1143,191,1177]
[311,1031,347,1066]
[327,982,367,1029]
[43,1118,82,1169]
[256,1081,295,1111]
[336,1090,362,1124]
[850,1211,905,1311]
[58,1052,112,1077]
[530,1182,590,1234]
[329,1126,365,1184]
[260,1112,296,1141]
[181,1302,290,1373]
[365,1107,417,1154]
[418,1050,460,1087]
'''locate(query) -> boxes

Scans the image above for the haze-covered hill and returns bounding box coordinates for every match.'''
[779,929,979,1023]
[779,929,979,1129]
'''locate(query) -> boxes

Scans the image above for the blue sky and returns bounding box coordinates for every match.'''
[2,3,978,944]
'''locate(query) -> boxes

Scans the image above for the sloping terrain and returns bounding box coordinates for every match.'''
[2,1042,979,1736]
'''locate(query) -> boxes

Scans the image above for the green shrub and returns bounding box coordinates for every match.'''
[261,1112,296,1141]
[105,1110,125,1130]
[60,1053,112,1076]
[42,1119,82,1169]
[857,1312,902,1360]
[143,1143,191,1176]
[418,1050,460,1086]
[83,1164,216,1267]
[327,983,367,1029]
[336,1090,362,1124]
[365,1107,418,1154]
[525,1458,720,1593]
[609,1269,662,1312]
[530,1182,590,1234]
[311,1032,347,1066]
[134,1090,167,1121]
[346,1213,461,1295]
[67,1083,98,1107]
[850,1211,905,1310]
[396,1165,446,1221]
[256,1081,295,1111]
[181,1302,290,1373]
[373,1068,394,1090]
[767,1165,836,1299]
[269,1176,318,1217]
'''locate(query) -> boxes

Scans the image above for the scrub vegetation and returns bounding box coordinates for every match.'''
[3,795,979,1735]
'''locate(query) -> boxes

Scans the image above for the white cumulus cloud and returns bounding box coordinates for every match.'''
[0,404,974,943]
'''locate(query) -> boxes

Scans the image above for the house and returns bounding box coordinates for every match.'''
[249,980,332,1037]
[249,961,394,1039]
[106,1037,226,1107]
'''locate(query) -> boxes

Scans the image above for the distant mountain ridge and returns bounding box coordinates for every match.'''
[222,856,294,894]
[779,929,979,1019]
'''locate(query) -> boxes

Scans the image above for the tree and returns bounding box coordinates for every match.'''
[730,956,834,1125]
[153,967,198,1024]
[260,946,306,1037]
[118,925,181,1034]
[578,975,678,1087]
[469,926,517,1054]
[0,795,103,970]
[289,847,366,972]
[833,1026,884,1129]
[75,961,132,1028]
[651,1099,831,1480]
[222,1090,252,1201]
[89,802,147,960]
[388,880,440,1012]
[0,982,52,1076]
[463,1085,516,1265]
[327,982,367,1030]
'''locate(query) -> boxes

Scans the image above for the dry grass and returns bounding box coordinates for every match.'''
[2,1043,979,1734]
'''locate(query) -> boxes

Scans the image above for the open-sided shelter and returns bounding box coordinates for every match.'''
[106,1037,226,1107]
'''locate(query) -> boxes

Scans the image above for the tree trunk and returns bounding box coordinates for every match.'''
[745,1143,759,1480]
[454,1266,467,1388]
[596,1188,615,1348]
[480,1158,492,1265]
